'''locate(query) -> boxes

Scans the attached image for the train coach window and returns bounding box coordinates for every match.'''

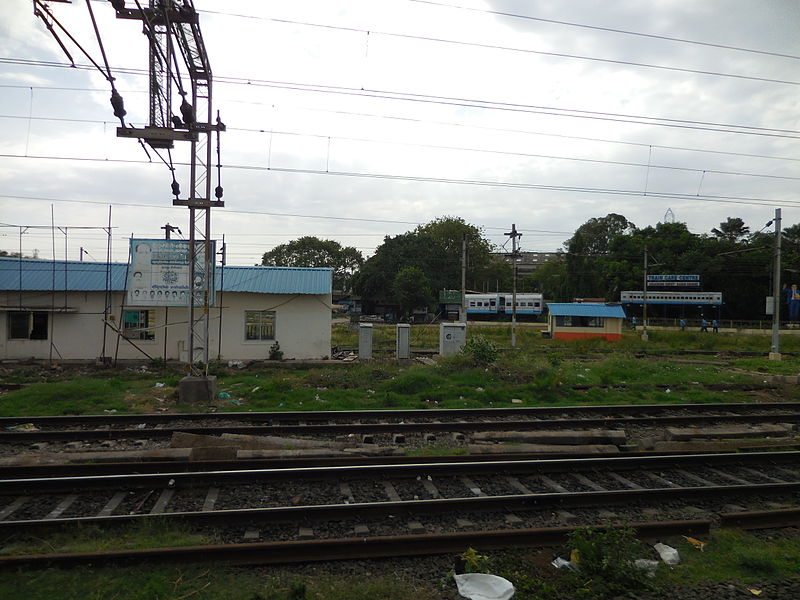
[490,300,496,306]
[469,301,476,307]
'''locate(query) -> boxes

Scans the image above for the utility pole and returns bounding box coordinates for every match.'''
[161,223,181,240]
[110,1,225,382]
[770,208,782,360]
[642,245,649,341]
[162,222,180,361]
[460,234,467,323]
[505,224,522,348]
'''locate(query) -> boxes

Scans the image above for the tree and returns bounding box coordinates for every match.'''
[392,266,432,317]
[711,217,750,243]
[564,213,635,300]
[352,216,500,310]
[261,236,363,291]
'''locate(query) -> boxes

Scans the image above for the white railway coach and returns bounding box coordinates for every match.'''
[466,293,544,318]
[620,291,723,305]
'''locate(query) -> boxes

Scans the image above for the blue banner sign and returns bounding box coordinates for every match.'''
[647,275,700,282]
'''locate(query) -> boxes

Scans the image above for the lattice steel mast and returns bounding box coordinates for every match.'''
[112,0,224,374]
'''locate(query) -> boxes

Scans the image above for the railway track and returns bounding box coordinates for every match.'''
[1,451,799,569]
[1,401,798,445]
[0,452,800,543]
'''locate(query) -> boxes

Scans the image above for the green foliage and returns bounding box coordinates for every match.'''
[392,266,432,317]
[459,547,493,573]
[261,236,363,291]
[461,334,499,365]
[564,527,653,599]
[381,370,445,395]
[352,216,500,309]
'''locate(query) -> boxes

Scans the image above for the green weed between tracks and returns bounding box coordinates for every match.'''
[2,325,800,417]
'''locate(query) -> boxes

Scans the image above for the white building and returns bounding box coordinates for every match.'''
[0,257,332,361]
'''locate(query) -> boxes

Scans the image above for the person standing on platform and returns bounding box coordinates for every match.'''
[700,318,708,332]
[679,318,686,331]
[712,319,719,333]
[631,316,637,330]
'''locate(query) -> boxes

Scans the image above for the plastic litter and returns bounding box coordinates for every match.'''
[154,382,165,388]
[227,398,242,406]
[748,589,762,596]
[550,557,578,571]
[227,360,245,369]
[5,423,38,432]
[634,559,660,577]
[218,392,231,399]
[454,573,515,600]
[683,535,705,551]
[653,542,680,565]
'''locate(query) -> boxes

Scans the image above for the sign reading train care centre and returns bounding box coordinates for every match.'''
[126,239,216,307]
[647,274,700,288]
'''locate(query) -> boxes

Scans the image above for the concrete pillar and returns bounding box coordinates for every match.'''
[396,324,411,359]
[440,322,467,356]
[358,323,373,360]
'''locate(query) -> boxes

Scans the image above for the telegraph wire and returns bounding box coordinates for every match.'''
[2,57,797,138]
[195,8,800,86]
[405,0,800,61]
[3,86,798,163]
[1,158,799,209]
[2,112,797,182]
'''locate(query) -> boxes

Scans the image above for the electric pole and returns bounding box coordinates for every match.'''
[770,208,782,359]
[110,0,225,379]
[161,223,181,240]
[642,245,649,341]
[460,234,467,323]
[505,224,522,348]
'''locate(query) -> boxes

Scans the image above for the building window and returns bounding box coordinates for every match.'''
[123,310,155,340]
[8,311,48,340]
[555,315,605,328]
[245,310,275,340]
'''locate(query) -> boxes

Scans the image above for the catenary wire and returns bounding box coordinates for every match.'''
[2,57,797,138]
[2,112,796,182]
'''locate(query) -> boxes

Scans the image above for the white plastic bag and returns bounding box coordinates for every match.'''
[653,542,680,565]
[454,573,515,600]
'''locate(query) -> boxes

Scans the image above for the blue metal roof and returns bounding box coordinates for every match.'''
[547,303,626,318]
[0,258,331,295]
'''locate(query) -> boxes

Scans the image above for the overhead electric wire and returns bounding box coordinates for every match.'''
[3,57,797,139]
[1,156,798,210]
[405,0,800,61]
[3,85,797,164]
[196,8,800,87]
[3,112,797,182]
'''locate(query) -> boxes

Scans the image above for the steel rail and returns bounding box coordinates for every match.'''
[4,413,800,443]
[2,484,800,535]
[0,520,713,569]
[0,449,755,479]
[2,451,798,494]
[0,401,793,427]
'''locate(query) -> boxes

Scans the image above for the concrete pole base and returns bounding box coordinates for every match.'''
[179,375,217,404]
[640,331,649,341]
[769,352,782,361]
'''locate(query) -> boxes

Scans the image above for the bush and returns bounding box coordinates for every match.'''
[461,335,499,365]
[564,527,653,599]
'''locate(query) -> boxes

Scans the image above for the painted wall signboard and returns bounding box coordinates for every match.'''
[126,239,216,307]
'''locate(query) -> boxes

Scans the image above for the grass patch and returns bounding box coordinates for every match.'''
[1,520,212,556]
[0,567,447,600]
[404,445,467,457]
[662,529,800,584]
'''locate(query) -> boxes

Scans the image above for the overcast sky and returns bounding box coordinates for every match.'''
[1,0,798,265]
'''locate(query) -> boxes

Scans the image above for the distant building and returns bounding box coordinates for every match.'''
[0,258,332,361]
[492,251,562,278]
[546,302,626,341]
